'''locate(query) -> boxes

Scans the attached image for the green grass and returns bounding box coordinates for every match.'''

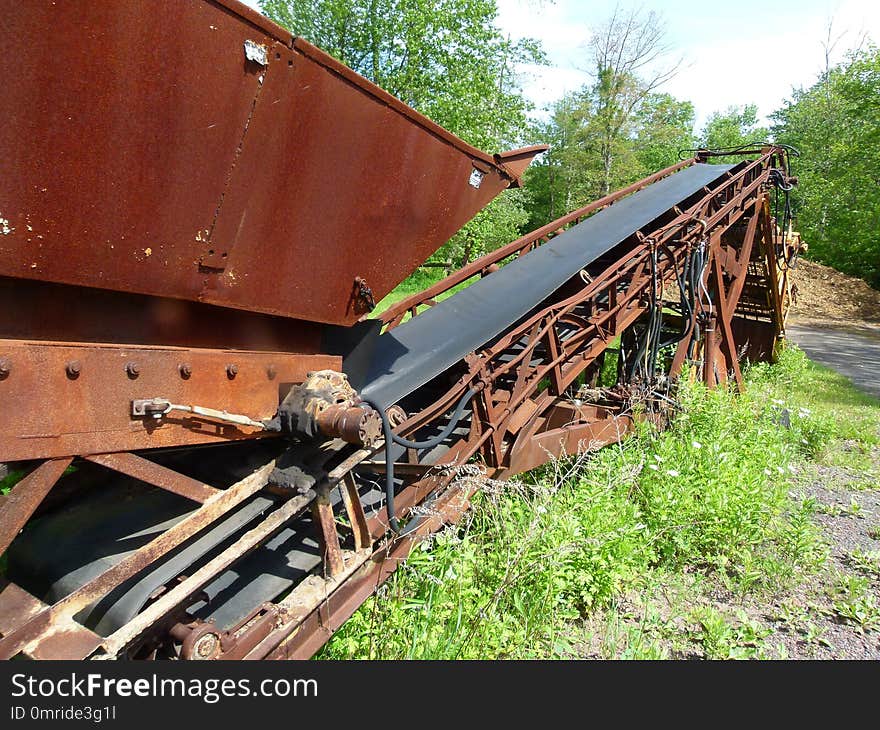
[372,268,446,315]
[1,469,26,495]
[320,346,878,659]
[372,266,483,319]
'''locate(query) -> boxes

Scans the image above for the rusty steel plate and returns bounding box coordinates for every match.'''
[0,339,338,460]
[0,0,538,326]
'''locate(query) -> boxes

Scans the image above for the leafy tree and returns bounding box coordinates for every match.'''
[523,91,603,228]
[588,6,681,194]
[634,93,695,173]
[261,0,542,150]
[772,45,880,286]
[522,6,686,228]
[699,104,768,150]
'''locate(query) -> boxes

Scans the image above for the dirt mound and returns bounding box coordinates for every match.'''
[788,257,880,328]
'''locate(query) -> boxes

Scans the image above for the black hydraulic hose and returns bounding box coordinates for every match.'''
[628,246,661,381]
[656,246,692,349]
[687,244,707,361]
[388,388,478,450]
[361,387,478,532]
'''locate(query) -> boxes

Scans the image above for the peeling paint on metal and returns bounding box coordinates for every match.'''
[0,215,13,235]
[243,40,268,66]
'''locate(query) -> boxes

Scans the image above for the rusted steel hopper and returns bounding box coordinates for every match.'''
[0,0,542,326]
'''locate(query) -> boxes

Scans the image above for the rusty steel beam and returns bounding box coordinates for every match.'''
[84,452,220,503]
[312,486,345,578]
[99,488,317,659]
[340,472,371,551]
[0,461,275,660]
[0,339,338,461]
[0,458,71,557]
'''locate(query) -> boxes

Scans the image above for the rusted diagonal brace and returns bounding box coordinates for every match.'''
[100,488,317,658]
[712,253,744,392]
[256,476,478,660]
[0,461,275,660]
[0,458,72,558]
[724,200,762,313]
[340,472,371,551]
[84,452,220,503]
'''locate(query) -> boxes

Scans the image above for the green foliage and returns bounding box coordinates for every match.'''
[523,87,696,230]
[320,347,837,659]
[829,573,880,632]
[698,104,768,152]
[371,267,444,315]
[444,188,532,266]
[772,45,880,287]
[689,606,770,659]
[635,93,696,172]
[522,9,693,230]
[747,346,880,450]
[261,0,542,150]
[0,469,25,494]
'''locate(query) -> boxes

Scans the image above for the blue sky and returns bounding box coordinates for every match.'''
[239,0,879,128]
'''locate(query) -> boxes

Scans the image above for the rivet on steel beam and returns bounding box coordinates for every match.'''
[0,357,10,378]
[267,364,277,380]
[226,364,238,379]
[125,361,140,379]
[66,360,82,379]
[179,363,192,379]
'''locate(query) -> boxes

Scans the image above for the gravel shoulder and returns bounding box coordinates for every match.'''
[578,449,880,660]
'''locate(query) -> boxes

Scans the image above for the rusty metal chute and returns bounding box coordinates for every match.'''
[0,0,540,326]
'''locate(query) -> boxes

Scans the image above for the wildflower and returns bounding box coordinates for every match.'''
[692,440,702,449]
[648,464,659,471]
[666,469,680,477]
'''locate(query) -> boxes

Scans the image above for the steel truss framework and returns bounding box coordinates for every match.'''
[0,147,799,660]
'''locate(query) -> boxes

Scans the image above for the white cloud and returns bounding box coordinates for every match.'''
[497,0,880,128]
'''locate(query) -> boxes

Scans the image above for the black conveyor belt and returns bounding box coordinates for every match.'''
[361,162,735,407]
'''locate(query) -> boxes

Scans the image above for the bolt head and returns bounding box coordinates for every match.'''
[65,360,82,378]
[267,364,277,380]
[125,361,140,378]
[0,356,10,378]
[193,632,219,659]
[226,364,238,378]
[179,363,192,379]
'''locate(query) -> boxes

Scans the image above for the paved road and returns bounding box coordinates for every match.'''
[786,324,880,399]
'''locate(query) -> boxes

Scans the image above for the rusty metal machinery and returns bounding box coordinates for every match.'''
[0,1,800,660]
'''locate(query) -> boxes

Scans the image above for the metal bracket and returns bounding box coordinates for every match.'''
[131,398,266,429]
